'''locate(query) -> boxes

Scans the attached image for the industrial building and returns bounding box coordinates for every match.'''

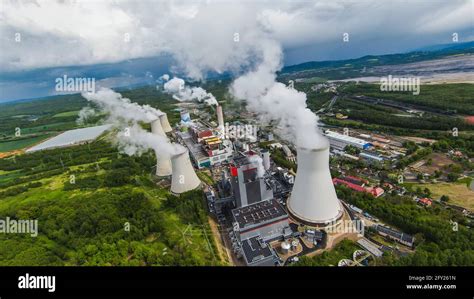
[332,177,385,198]
[375,225,415,247]
[231,199,291,266]
[357,238,383,257]
[232,199,291,242]
[176,121,233,169]
[359,151,384,163]
[26,124,111,153]
[324,130,372,150]
[230,153,274,208]
[240,236,280,266]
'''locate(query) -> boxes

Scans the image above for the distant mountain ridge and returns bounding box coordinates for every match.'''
[281,41,474,74]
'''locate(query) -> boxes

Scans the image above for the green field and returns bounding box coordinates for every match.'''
[408,179,474,211]
[52,110,80,118]
[0,134,53,152]
[341,83,474,114]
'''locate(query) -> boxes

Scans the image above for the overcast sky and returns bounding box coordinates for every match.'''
[0,0,472,100]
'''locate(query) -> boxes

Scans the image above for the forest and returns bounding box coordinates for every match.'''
[336,186,474,266]
[0,86,224,266]
[0,139,223,266]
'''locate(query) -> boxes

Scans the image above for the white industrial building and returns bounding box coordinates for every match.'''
[26,124,111,153]
[324,130,371,150]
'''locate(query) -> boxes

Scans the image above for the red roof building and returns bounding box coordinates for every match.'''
[332,178,366,192]
[366,187,385,198]
[333,178,385,198]
[418,198,432,207]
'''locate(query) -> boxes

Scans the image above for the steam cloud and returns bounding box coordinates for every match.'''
[84,4,327,150]
[163,76,218,106]
[76,106,96,125]
[248,155,265,178]
[115,123,184,157]
[81,88,184,157]
[82,88,163,123]
[229,40,328,150]
[154,7,327,149]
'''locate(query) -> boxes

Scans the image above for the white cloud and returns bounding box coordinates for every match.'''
[0,0,472,72]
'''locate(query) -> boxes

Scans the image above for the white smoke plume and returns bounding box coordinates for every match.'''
[248,154,265,178]
[79,4,327,150]
[76,106,96,125]
[80,88,184,158]
[82,88,163,123]
[230,40,328,150]
[163,76,218,106]
[160,74,170,82]
[115,123,184,157]
[152,6,327,149]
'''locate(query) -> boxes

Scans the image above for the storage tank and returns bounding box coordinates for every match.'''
[281,242,290,254]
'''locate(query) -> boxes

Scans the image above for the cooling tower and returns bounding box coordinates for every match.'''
[216,105,224,130]
[159,113,173,133]
[154,149,172,176]
[170,150,201,194]
[287,145,343,227]
[151,119,166,137]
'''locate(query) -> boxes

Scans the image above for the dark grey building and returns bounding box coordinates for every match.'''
[241,236,280,266]
[232,199,291,242]
[375,225,414,247]
[230,155,273,208]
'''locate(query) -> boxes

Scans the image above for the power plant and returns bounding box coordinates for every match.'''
[159,113,173,133]
[287,145,344,227]
[170,149,201,194]
[151,118,166,137]
[154,149,172,176]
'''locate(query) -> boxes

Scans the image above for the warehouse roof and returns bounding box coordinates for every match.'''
[26,124,111,153]
[232,199,287,229]
[241,236,273,265]
[325,130,370,147]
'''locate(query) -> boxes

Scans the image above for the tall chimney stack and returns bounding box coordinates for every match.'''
[216,105,224,131]
[170,150,201,194]
[159,113,173,133]
[287,145,343,227]
[151,119,166,137]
